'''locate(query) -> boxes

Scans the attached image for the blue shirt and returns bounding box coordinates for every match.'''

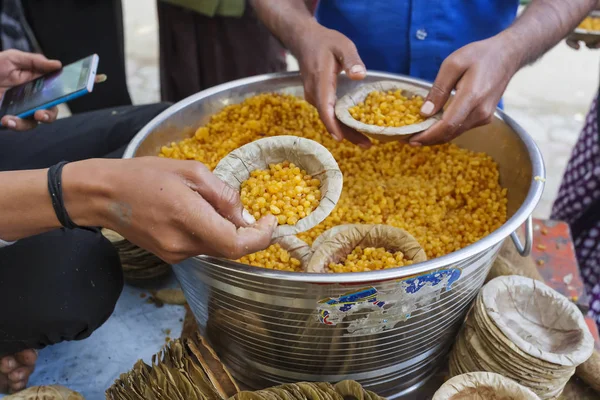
[316,0,519,82]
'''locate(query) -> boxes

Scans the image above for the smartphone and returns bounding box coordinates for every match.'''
[0,54,99,119]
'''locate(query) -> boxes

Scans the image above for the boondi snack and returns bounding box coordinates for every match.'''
[328,246,413,273]
[160,93,508,272]
[240,162,321,225]
[348,89,425,127]
[306,224,427,273]
[578,16,600,31]
[238,243,303,272]
[213,135,342,238]
[335,81,441,141]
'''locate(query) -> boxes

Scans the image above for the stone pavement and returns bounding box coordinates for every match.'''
[121,0,598,219]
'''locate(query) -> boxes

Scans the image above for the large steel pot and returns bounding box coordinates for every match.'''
[123,72,545,398]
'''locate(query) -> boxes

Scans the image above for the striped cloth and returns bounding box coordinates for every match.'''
[0,0,39,52]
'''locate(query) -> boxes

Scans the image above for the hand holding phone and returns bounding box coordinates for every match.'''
[0,51,99,131]
[0,50,63,130]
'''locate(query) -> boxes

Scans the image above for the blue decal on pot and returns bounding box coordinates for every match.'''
[399,268,462,294]
[317,287,385,325]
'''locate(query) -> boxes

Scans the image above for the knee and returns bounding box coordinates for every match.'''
[56,229,124,336]
[0,229,124,352]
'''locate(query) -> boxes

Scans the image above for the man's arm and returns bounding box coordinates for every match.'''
[412,0,598,146]
[504,0,598,67]
[251,0,371,147]
[250,0,313,57]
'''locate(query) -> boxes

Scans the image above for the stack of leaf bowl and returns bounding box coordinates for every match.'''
[449,276,594,399]
[102,229,171,284]
[107,333,386,400]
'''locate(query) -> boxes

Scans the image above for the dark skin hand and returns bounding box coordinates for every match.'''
[409,36,519,146]
[252,0,598,146]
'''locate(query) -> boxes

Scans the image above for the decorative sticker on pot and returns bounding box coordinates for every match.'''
[316,267,462,334]
[398,267,462,294]
[317,287,385,325]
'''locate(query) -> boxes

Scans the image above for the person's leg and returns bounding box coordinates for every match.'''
[22,0,131,113]
[157,2,287,103]
[0,103,170,171]
[0,228,123,391]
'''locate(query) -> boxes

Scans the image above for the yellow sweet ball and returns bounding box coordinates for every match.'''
[240,162,321,225]
[348,90,426,127]
[328,246,413,273]
[159,93,508,272]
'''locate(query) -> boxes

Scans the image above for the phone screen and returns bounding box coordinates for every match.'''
[0,56,93,117]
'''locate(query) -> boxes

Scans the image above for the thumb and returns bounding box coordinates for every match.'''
[421,56,465,117]
[235,214,278,255]
[182,161,256,227]
[332,38,366,80]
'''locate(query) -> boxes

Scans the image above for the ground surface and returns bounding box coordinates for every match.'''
[4,2,599,399]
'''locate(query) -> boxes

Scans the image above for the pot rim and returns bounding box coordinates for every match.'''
[124,71,545,284]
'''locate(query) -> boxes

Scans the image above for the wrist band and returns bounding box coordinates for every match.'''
[47,161,80,230]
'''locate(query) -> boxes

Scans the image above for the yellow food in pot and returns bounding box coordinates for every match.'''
[159,93,508,272]
[240,162,321,225]
[578,16,600,32]
[348,90,425,127]
[329,247,413,273]
[237,243,303,272]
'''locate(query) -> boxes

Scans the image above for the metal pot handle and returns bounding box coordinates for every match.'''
[510,216,533,257]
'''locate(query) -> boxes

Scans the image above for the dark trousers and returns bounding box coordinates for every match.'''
[0,103,170,356]
[21,0,132,113]
[157,1,287,102]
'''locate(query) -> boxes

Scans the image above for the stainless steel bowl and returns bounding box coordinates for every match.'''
[124,71,545,398]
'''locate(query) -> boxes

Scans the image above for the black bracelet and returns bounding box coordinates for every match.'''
[47,161,80,230]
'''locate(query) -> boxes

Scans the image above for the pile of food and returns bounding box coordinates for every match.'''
[160,93,508,272]
[328,246,412,273]
[241,162,321,225]
[348,89,425,127]
[578,16,600,32]
[238,243,304,272]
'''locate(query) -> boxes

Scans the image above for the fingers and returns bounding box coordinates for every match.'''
[5,49,61,74]
[331,39,366,80]
[421,56,467,118]
[179,161,256,227]
[309,58,371,148]
[33,107,58,124]
[566,38,581,50]
[411,89,483,146]
[95,74,107,84]
[2,106,58,131]
[182,192,277,260]
[1,115,37,131]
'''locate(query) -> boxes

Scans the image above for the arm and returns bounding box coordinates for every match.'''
[0,158,276,263]
[251,0,371,148]
[412,0,598,145]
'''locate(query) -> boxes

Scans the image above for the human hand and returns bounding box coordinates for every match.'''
[294,22,372,148]
[64,157,277,264]
[410,36,520,146]
[0,50,62,131]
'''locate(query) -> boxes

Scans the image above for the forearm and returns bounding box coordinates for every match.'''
[250,0,318,56]
[0,159,112,241]
[501,0,597,68]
